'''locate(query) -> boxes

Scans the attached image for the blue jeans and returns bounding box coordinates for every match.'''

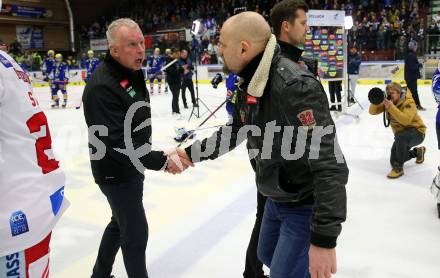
[257,199,313,278]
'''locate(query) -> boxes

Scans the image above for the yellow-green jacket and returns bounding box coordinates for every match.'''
[369,90,426,135]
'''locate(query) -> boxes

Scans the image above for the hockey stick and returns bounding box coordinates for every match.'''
[32,73,49,82]
[177,99,227,147]
[145,58,178,79]
[160,58,178,71]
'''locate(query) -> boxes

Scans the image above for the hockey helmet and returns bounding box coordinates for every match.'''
[55,53,63,62]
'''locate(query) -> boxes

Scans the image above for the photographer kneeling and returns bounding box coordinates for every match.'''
[369,82,427,179]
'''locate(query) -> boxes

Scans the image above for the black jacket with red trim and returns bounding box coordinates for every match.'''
[83,54,167,184]
[185,39,348,249]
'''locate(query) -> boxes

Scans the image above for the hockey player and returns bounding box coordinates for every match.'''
[84,50,100,83]
[41,50,55,84]
[50,53,69,108]
[0,50,69,277]
[147,48,165,94]
[431,61,440,217]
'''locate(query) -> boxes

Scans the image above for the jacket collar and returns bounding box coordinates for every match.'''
[237,34,278,98]
[105,51,137,77]
[237,52,264,87]
[277,40,303,63]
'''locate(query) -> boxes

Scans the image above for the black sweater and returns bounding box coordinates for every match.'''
[83,54,167,184]
[164,56,183,85]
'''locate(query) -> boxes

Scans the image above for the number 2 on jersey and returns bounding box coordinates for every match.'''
[26,112,59,174]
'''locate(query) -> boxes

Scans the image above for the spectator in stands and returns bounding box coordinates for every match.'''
[428,22,439,54]
[9,39,22,56]
[433,11,440,28]
[377,25,386,50]
[0,39,7,52]
[404,41,425,110]
[395,35,407,59]
[200,49,211,65]
[368,15,380,32]
[207,37,218,64]
[78,0,430,60]
[345,0,354,15]
[31,52,42,71]
[366,26,377,50]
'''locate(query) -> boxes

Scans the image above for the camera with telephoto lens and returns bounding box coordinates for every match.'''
[211,73,223,89]
[368,87,393,128]
[368,87,391,105]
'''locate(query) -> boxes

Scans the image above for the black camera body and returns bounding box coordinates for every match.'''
[368,87,390,105]
[211,73,223,89]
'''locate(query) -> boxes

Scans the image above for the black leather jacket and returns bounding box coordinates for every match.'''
[185,45,348,248]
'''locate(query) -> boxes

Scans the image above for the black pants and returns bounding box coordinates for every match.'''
[329,81,342,110]
[243,192,267,278]
[181,78,196,106]
[390,128,424,168]
[169,82,181,113]
[92,177,148,278]
[429,39,438,54]
[405,79,421,107]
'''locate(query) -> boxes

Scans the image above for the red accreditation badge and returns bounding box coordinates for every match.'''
[247,95,257,104]
[120,79,129,89]
[297,109,316,127]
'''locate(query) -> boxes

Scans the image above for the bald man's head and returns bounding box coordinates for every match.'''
[218,12,272,73]
[223,12,271,46]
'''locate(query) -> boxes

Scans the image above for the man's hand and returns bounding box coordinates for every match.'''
[383,99,392,109]
[309,245,337,278]
[164,148,194,174]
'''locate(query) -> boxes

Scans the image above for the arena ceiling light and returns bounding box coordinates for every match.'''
[344,16,353,30]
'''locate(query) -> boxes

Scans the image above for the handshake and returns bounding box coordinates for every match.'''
[164,148,194,174]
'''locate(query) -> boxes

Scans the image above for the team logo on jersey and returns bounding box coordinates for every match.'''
[50,186,65,216]
[13,69,31,84]
[9,211,29,237]
[0,54,12,68]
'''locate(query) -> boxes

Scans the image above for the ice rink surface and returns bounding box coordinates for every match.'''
[31,82,440,278]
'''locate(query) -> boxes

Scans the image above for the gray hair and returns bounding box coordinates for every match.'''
[408,40,418,51]
[106,18,140,47]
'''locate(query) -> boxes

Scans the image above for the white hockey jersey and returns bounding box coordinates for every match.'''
[0,50,69,257]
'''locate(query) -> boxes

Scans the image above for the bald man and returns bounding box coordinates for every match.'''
[176,11,348,278]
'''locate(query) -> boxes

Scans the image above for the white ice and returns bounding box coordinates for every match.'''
[31,82,440,278]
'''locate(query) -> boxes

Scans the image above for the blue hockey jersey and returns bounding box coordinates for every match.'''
[225,73,238,116]
[147,55,164,75]
[433,67,440,105]
[51,62,69,84]
[84,58,100,81]
[41,58,55,77]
